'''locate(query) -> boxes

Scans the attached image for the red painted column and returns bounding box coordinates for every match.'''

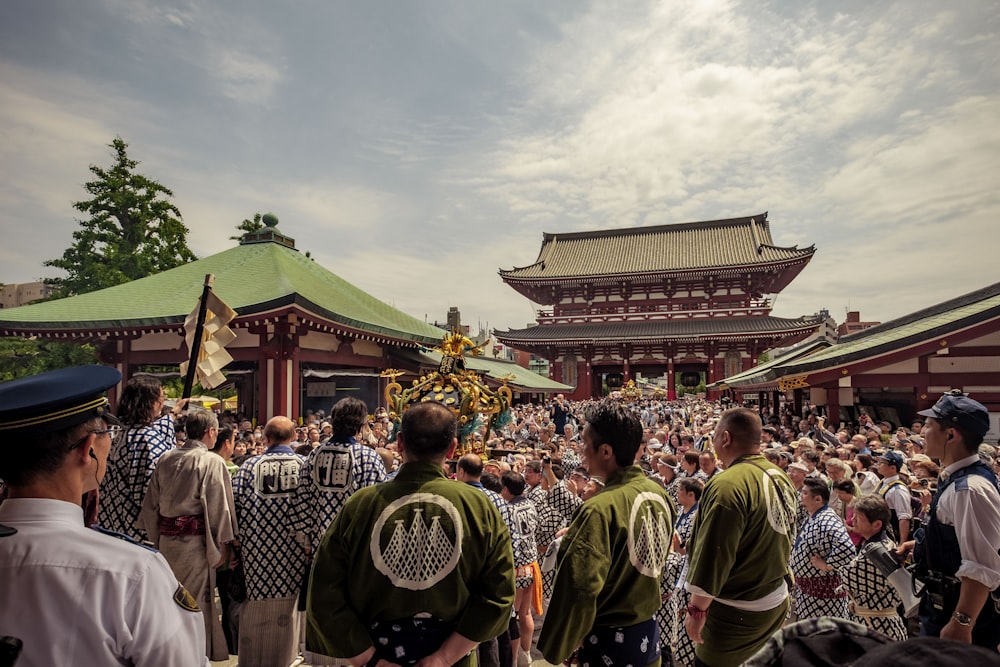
[667,358,676,400]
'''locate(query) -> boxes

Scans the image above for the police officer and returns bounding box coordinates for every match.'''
[910,390,1000,648]
[0,366,209,666]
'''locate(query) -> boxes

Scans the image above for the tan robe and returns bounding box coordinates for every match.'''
[140,440,237,661]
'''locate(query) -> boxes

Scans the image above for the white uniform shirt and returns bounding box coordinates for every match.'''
[0,498,209,667]
[876,474,912,521]
[935,455,1000,589]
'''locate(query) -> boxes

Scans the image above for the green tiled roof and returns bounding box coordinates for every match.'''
[778,282,1000,375]
[395,348,573,392]
[715,282,1000,387]
[710,340,831,389]
[0,239,445,345]
[500,212,814,280]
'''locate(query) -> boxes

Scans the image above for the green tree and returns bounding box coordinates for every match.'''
[230,212,265,240]
[0,338,98,382]
[44,137,196,297]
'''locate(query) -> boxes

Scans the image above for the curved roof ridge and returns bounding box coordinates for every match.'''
[758,242,816,254]
[537,212,769,242]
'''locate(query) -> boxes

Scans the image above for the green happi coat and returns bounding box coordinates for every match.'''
[685,454,797,666]
[538,465,676,664]
[306,461,515,665]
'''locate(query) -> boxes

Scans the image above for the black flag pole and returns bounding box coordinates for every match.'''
[182,273,215,401]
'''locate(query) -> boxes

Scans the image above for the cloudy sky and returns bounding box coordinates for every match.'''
[2,0,998,334]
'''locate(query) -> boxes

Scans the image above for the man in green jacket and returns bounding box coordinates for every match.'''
[306,401,515,667]
[539,399,675,667]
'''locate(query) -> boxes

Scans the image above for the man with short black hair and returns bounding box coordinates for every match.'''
[307,402,514,666]
[456,453,517,667]
[0,366,209,666]
[790,477,854,622]
[291,397,386,556]
[875,451,911,544]
[539,399,675,667]
[839,496,908,640]
[522,459,546,506]
[910,391,1000,647]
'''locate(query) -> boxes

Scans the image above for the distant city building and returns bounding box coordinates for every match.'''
[838,311,880,337]
[0,281,54,309]
[771,309,838,357]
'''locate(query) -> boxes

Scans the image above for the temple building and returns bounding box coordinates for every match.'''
[494,213,823,399]
[713,281,1000,434]
[0,217,567,418]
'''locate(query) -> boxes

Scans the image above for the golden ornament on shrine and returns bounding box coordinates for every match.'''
[381,330,513,456]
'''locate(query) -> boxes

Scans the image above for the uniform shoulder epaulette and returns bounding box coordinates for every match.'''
[89,524,159,552]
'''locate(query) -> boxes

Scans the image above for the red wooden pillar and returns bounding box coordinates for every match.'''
[825,387,840,424]
[256,316,301,420]
[667,356,676,400]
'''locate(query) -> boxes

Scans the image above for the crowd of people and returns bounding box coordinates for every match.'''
[1,368,999,666]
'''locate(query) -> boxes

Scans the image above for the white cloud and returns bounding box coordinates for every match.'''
[1,0,998,336]
[211,47,283,107]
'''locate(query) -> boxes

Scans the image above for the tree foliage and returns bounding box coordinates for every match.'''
[230,212,265,240]
[0,338,98,382]
[44,137,197,297]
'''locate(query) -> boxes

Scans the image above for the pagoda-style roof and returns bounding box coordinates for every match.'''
[494,314,824,346]
[0,232,445,347]
[714,281,1000,389]
[499,212,814,285]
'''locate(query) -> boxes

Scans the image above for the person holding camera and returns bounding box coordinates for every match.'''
[549,394,569,434]
[908,391,1000,648]
[839,496,908,641]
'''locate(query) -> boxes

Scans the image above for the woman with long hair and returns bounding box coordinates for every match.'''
[98,374,183,539]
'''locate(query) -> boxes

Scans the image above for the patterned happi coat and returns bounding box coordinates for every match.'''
[306,461,514,667]
[657,502,698,665]
[98,415,176,539]
[790,505,855,620]
[291,436,386,552]
[509,494,539,589]
[674,504,700,666]
[233,445,308,600]
[534,480,583,602]
[840,533,908,641]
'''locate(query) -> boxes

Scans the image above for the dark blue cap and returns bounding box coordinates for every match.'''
[917,390,990,438]
[0,365,122,436]
[878,451,904,469]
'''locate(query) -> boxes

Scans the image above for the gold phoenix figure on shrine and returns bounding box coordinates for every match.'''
[381,331,513,456]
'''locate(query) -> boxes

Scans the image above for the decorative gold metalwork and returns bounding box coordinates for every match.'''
[621,379,642,402]
[778,374,811,391]
[381,330,512,456]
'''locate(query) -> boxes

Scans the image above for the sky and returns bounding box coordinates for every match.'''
[1,0,998,334]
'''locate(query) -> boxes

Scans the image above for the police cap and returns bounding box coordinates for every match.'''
[916,390,990,438]
[877,451,904,470]
[0,365,121,437]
